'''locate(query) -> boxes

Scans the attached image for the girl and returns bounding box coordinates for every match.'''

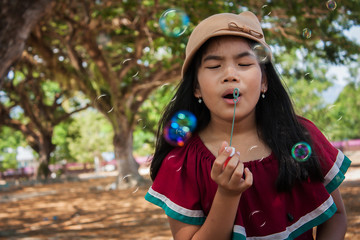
[145,11,351,240]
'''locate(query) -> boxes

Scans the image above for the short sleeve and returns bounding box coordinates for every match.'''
[145,143,206,225]
[299,117,352,193]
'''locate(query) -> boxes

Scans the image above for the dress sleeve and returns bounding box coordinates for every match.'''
[145,145,206,225]
[299,117,352,193]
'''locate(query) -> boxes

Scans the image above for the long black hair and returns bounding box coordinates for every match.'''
[150,37,324,192]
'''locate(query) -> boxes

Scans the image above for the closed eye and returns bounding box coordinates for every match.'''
[206,65,221,69]
[238,64,252,67]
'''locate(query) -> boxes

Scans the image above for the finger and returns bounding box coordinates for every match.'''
[228,161,244,185]
[217,141,229,156]
[211,146,232,177]
[222,151,240,176]
[242,168,253,189]
[223,147,236,167]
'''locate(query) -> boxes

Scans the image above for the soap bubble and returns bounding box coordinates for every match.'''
[248,210,267,228]
[94,94,113,113]
[326,0,337,11]
[304,72,312,81]
[291,142,312,162]
[261,5,272,16]
[252,44,271,63]
[164,110,197,147]
[302,28,312,39]
[137,119,147,129]
[159,9,190,37]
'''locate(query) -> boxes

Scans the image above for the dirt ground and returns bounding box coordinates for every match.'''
[0,154,359,240]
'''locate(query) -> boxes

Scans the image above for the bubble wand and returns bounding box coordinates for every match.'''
[224,88,240,166]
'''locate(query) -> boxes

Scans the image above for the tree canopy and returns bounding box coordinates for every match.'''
[0,0,359,186]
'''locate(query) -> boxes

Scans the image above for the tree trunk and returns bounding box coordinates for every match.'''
[37,154,51,180]
[113,128,144,189]
[0,0,53,82]
[36,134,54,179]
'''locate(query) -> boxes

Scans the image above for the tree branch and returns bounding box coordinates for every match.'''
[54,103,91,125]
[0,0,54,82]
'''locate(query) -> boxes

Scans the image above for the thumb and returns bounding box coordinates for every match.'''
[218,141,229,156]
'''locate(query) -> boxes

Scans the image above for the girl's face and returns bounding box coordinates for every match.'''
[195,36,267,123]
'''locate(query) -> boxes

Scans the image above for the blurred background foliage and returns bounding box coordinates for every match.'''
[0,0,359,174]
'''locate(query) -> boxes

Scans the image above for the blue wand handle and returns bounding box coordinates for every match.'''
[229,88,240,147]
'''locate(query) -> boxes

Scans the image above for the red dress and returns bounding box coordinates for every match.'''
[145,118,351,239]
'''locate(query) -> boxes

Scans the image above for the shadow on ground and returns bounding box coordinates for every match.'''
[0,165,359,240]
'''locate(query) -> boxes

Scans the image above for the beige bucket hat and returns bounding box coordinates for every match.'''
[181,11,272,77]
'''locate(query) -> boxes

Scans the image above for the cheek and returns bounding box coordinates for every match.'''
[197,69,208,82]
[245,70,263,88]
[196,71,210,90]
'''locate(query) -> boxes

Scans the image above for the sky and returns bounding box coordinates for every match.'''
[323,25,360,103]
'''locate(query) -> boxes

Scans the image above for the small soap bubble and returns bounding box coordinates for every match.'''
[304,73,312,81]
[302,28,312,39]
[164,110,197,147]
[327,104,336,110]
[132,186,139,194]
[159,9,190,37]
[166,155,176,161]
[291,142,312,162]
[252,44,270,63]
[122,58,132,65]
[326,0,337,11]
[261,5,272,16]
[248,210,267,228]
[248,145,258,152]
[160,83,170,89]
[94,94,114,113]
[132,71,139,78]
[137,119,147,129]
[121,174,132,183]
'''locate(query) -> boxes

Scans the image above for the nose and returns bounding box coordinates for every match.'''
[222,65,239,83]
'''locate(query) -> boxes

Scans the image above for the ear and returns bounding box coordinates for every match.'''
[261,69,268,92]
[194,82,201,98]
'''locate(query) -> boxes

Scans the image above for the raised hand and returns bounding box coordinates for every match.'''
[211,141,253,196]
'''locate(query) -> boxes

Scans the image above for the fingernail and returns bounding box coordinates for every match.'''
[236,151,240,156]
[225,147,235,157]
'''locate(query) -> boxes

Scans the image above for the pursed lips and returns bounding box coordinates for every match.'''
[221,88,242,104]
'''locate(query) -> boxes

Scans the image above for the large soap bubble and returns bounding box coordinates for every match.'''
[164,110,197,147]
[159,9,190,37]
[291,142,312,162]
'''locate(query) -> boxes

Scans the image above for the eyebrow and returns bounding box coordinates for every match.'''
[202,51,253,62]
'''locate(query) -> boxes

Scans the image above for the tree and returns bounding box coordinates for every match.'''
[51,120,76,164]
[0,0,53,82]
[323,79,360,141]
[2,0,359,187]
[133,82,176,156]
[277,47,331,119]
[21,0,231,188]
[66,109,114,164]
[0,126,26,172]
[0,65,90,178]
